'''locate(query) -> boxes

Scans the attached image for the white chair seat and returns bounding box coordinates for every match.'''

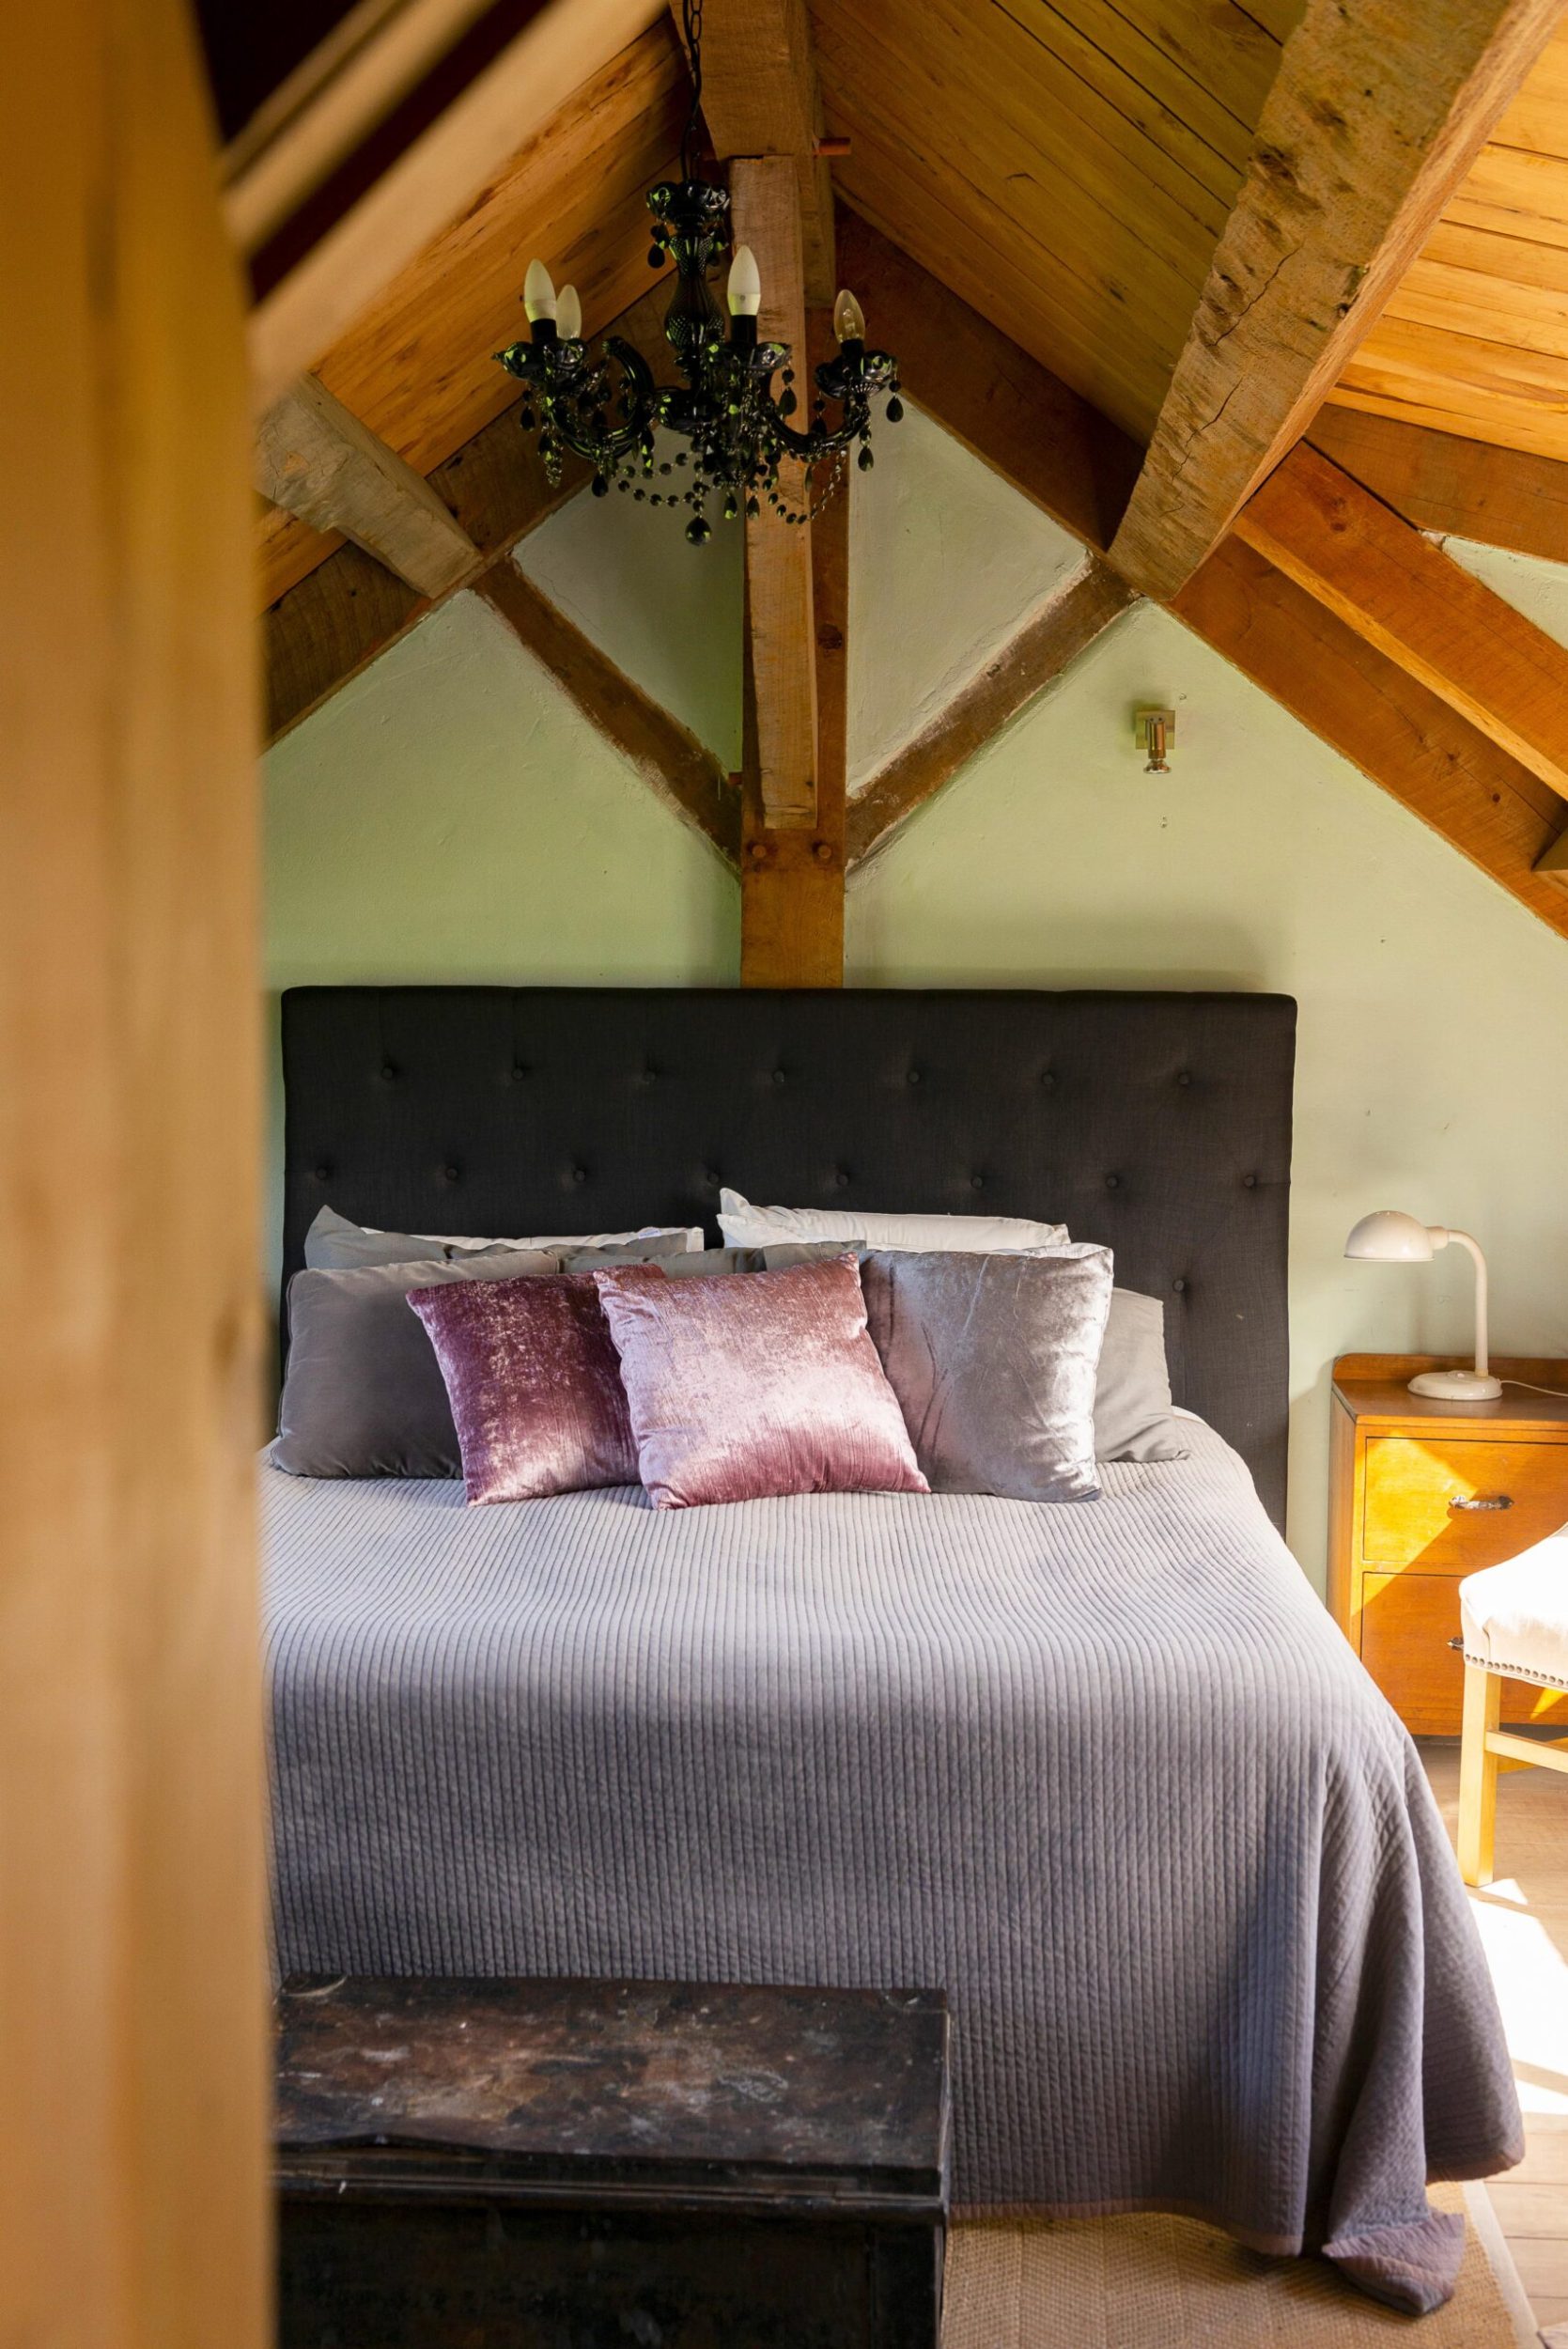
[1459,1530,1568,1690]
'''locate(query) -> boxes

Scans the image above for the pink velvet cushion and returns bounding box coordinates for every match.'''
[407,1272,638,1503]
[593,1255,929,1510]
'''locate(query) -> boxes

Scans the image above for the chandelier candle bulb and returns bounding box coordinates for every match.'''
[727,246,762,316]
[833,288,866,346]
[493,13,900,542]
[522,258,556,324]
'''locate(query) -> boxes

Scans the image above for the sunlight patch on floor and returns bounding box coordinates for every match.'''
[1466,1871,1568,2113]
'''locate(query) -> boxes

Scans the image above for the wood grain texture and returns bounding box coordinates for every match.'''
[3,0,268,2341]
[247,0,664,409]
[257,373,477,593]
[478,563,739,867]
[740,366,847,988]
[846,560,1136,866]
[694,0,835,302]
[264,274,673,740]
[1110,0,1564,598]
[732,155,818,830]
[1234,443,1568,804]
[1170,536,1568,941]
[833,210,1141,557]
[1331,23,1568,464]
[1308,403,1568,559]
[811,0,1290,446]
[256,20,686,609]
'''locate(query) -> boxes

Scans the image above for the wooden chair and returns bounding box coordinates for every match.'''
[1457,1532,1568,1886]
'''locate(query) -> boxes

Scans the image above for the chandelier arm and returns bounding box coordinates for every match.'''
[765,397,871,464]
[536,336,663,472]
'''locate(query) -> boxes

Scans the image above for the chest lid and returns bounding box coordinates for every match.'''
[275,1975,950,2215]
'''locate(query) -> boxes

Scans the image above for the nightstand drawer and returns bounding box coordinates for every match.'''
[1361,1437,1568,1572]
[1359,1573,1568,1735]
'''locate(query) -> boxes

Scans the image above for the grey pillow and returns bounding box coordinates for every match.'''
[273,1251,557,1477]
[303,1205,698,1272]
[554,1242,750,1273]
[1095,1290,1188,1463]
[858,1248,1112,1502]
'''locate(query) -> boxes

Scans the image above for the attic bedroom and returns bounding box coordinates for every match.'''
[12,0,1568,2343]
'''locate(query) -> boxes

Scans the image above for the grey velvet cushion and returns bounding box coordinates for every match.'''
[857,1247,1113,1501]
[761,1245,1183,1465]
[303,1205,696,1272]
[1094,1289,1188,1463]
[274,1251,557,1477]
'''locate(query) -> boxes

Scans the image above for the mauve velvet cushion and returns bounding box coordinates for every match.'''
[858,1247,1113,1501]
[593,1257,929,1510]
[408,1272,639,1503]
[272,1252,559,1478]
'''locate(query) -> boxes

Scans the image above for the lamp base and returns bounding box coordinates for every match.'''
[1407,1368,1503,1403]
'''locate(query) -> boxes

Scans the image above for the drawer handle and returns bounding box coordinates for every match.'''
[1449,1494,1513,1513]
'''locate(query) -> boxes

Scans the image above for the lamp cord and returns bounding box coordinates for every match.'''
[1500,1378,1568,1399]
[679,0,704,183]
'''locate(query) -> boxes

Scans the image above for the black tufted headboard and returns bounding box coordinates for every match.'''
[282,987,1296,1524]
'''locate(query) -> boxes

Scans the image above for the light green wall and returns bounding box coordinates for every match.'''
[266,412,1568,1593]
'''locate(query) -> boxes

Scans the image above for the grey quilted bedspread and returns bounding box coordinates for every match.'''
[263,1422,1520,2312]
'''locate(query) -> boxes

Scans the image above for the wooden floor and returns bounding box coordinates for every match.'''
[1421,1738,1568,2336]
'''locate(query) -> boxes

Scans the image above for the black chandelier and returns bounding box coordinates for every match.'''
[493,6,901,545]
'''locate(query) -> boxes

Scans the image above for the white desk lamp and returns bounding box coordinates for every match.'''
[1343,1210,1501,1401]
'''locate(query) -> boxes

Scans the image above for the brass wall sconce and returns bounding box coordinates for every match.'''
[1134,708,1176,773]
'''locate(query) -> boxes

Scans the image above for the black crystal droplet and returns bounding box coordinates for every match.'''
[519,406,535,430]
[886,396,905,422]
[746,496,760,519]
[687,515,711,545]
[779,388,797,416]
[647,244,664,269]
[591,474,610,498]
[858,444,875,471]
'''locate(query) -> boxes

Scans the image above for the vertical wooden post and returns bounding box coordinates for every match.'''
[1458,1662,1501,1887]
[2,3,269,2345]
[740,309,848,987]
[730,154,817,832]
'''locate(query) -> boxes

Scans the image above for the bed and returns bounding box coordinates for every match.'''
[266,986,1520,2312]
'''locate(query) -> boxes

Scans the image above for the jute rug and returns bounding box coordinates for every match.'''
[943,2185,1534,2347]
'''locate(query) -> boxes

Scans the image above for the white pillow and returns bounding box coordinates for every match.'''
[397,1222,704,1253]
[718,1188,1068,1252]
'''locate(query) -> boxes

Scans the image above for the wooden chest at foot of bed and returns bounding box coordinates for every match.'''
[274,1974,951,2349]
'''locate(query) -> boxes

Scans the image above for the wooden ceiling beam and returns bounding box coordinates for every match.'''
[1307,406,1568,563]
[477,565,739,869]
[1172,538,1568,940]
[852,213,1568,941]
[846,562,1136,867]
[739,433,849,985]
[244,0,664,412]
[730,155,818,832]
[256,374,478,596]
[264,275,672,742]
[1233,442,1568,808]
[1109,0,1564,600]
[687,0,835,302]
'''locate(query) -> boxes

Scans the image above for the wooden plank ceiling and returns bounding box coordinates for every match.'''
[241,0,1568,960]
[808,0,1303,445]
[1327,18,1568,460]
[257,12,688,610]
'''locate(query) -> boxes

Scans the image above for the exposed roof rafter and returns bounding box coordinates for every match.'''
[1109,0,1565,599]
[256,374,478,596]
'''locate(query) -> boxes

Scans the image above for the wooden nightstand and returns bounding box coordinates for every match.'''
[1329,1355,1568,1735]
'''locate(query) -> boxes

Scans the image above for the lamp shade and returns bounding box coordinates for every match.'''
[1343,1208,1438,1263]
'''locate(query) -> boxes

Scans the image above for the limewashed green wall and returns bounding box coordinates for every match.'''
[266,408,1568,1591]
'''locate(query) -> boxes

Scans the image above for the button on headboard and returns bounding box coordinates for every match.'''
[282,987,1296,1524]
